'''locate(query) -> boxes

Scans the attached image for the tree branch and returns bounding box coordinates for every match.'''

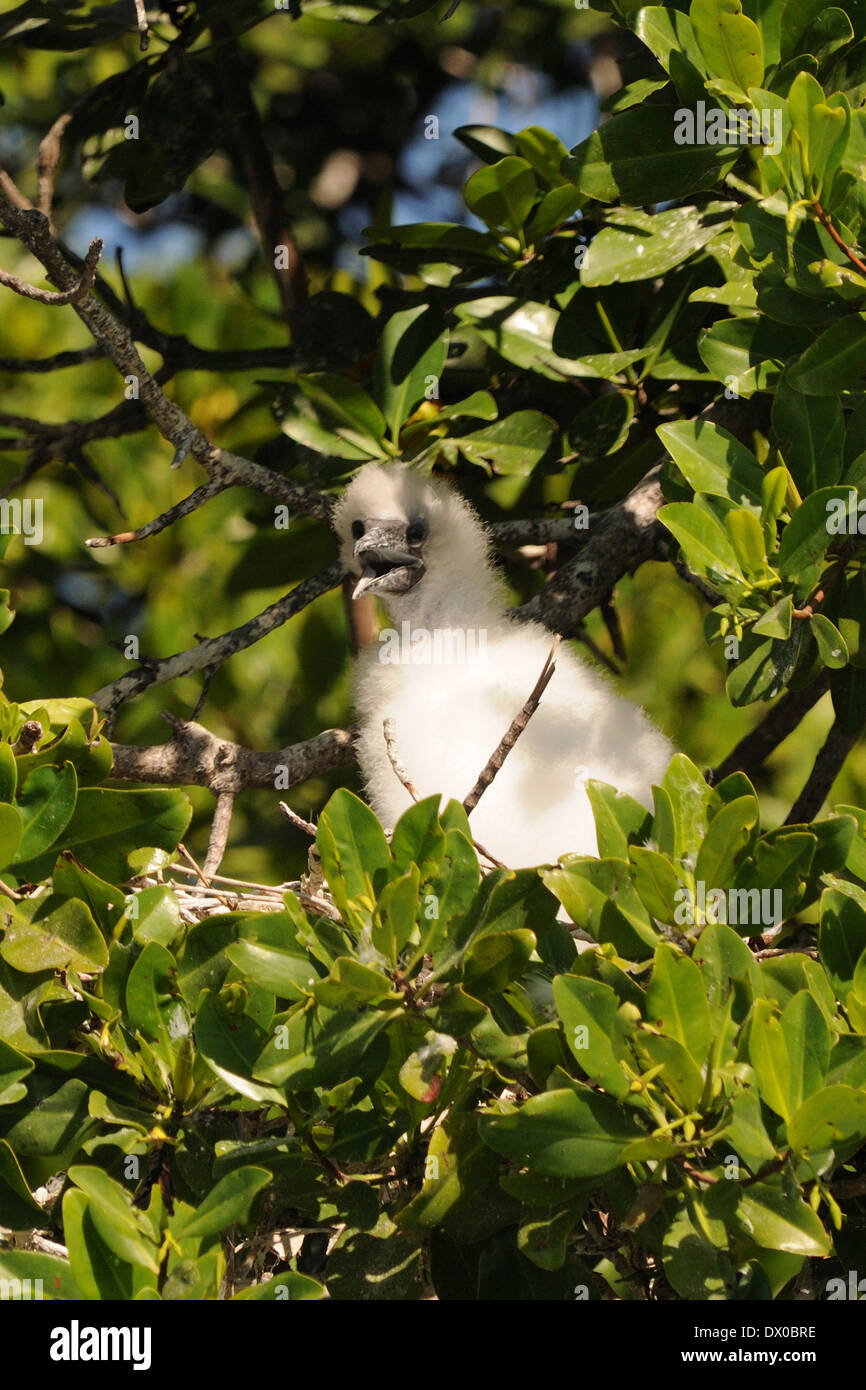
[109,716,355,793]
[784,715,863,825]
[90,561,345,717]
[710,676,830,785]
[516,472,664,635]
[85,479,228,548]
[0,236,102,305]
[0,186,331,522]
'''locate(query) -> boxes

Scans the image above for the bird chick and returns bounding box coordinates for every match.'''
[333,463,674,868]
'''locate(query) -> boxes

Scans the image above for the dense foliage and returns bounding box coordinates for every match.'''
[1,0,866,1301]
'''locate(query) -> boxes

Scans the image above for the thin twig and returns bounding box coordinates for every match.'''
[91,562,345,714]
[85,479,228,547]
[0,237,102,305]
[381,717,505,868]
[813,201,866,278]
[279,802,317,838]
[383,717,419,800]
[462,637,561,816]
[133,0,150,51]
[37,111,73,219]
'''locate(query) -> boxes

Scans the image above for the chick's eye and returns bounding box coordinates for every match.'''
[351,520,365,540]
[406,520,427,545]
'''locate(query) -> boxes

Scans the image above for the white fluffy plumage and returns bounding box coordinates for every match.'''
[333,464,674,868]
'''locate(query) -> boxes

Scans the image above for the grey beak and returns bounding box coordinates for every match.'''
[351,522,424,601]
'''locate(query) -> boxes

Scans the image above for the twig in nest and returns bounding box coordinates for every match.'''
[279,802,317,838]
[177,843,234,907]
[463,636,561,816]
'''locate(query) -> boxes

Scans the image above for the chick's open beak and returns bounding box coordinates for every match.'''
[352,521,425,600]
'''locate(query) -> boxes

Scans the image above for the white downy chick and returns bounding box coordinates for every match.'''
[333,463,674,868]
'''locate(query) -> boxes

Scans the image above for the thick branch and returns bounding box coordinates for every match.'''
[785,716,863,825]
[516,472,664,635]
[109,718,354,793]
[90,561,345,715]
[711,676,830,784]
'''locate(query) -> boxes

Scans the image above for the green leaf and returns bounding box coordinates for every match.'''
[373,305,448,440]
[787,1083,866,1155]
[0,1138,43,1227]
[457,410,555,476]
[659,419,764,508]
[224,938,314,1002]
[778,487,848,582]
[67,1166,159,1273]
[585,781,652,860]
[464,156,537,234]
[564,107,737,205]
[646,943,712,1063]
[726,508,770,580]
[233,1272,324,1300]
[772,377,844,493]
[277,379,387,461]
[0,803,22,873]
[0,1249,83,1300]
[735,1178,830,1255]
[754,594,793,639]
[696,795,760,889]
[10,786,191,884]
[316,788,392,930]
[694,921,762,1021]
[195,990,286,1106]
[479,1086,643,1178]
[690,0,764,93]
[659,502,745,587]
[819,885,866,998]
[62,1188,135,1300]
[566,393,634,466]
[0,896,107,974]
[513,126,570,186]
[581,205,732,287]
[787,315,866,395]
[15,762,77,863]
[52,856,125,938]
[173,1167,271,1240]
[810,613,848,668]
[126,940,188,1056]
[464,930,535,999]
[553,974,631,1098]
[541,858,658,958]
[629,846,683,924]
